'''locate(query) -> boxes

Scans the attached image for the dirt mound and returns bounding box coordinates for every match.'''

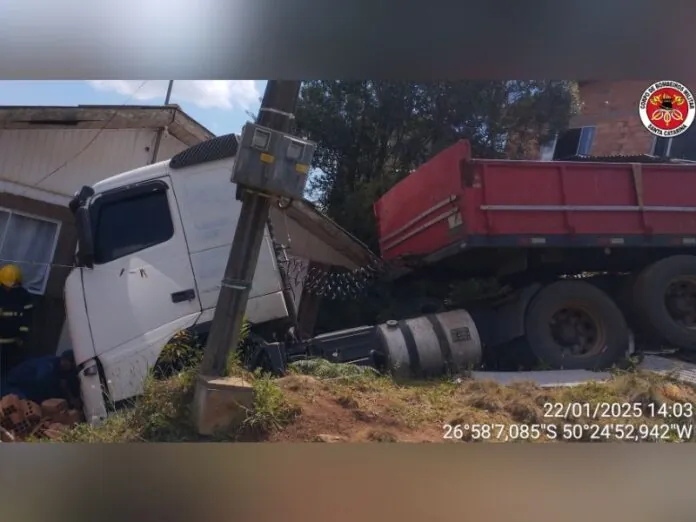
[266,370,696,443]
[50,361,696,443]
[269,375,441,442]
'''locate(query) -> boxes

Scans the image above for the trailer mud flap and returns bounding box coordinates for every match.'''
[488,283,543,347]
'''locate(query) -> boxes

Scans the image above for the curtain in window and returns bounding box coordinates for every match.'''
[0,213,58,293]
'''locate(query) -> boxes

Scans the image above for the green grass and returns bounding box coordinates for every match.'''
[49,324,696,443]
[55,321,270,443]
[242,372,301,434]
[57,369,199,443]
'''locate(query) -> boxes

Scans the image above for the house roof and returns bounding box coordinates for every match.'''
[270,199,379,270]
[0,105,215,146]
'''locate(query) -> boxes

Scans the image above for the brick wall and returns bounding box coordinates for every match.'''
[572,80,696,156]
[571,81,655,156]
[507,81,660,159]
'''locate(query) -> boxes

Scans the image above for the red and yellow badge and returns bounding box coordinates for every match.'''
[639,81,695,137]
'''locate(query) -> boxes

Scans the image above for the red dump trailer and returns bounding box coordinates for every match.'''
[374,140,696,370]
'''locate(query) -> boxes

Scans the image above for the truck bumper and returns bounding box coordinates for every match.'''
[78,358,108,425]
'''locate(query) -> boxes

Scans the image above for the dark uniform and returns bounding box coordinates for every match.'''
[0,282,34,396]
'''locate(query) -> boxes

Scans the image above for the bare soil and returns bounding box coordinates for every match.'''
[53,361,696,443]
[266,371,696,443]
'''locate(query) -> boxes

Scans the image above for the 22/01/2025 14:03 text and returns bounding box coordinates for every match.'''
[542,402,694,419]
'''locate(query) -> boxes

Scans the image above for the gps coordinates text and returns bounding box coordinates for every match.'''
[443,422,693,441]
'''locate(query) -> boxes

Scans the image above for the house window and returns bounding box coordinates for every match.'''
[539,126,596,161]
[652,124,696,160]
[92,182,174,264]
[0,209,61,295]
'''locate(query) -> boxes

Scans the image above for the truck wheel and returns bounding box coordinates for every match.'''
[524,280,630,370]
[634,255,696,350]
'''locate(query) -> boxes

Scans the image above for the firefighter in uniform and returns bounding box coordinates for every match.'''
[0,264,34,396]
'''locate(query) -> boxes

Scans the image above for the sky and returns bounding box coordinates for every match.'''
[0,80,268,136]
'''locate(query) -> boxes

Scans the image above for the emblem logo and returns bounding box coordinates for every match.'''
[639,81,695,137]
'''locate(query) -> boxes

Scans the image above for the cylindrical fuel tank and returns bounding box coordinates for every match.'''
[375,309,482,380]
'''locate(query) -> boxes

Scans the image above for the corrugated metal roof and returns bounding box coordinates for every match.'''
[559,154,678,163]
[0,128,189,198]
[0,105,214,146]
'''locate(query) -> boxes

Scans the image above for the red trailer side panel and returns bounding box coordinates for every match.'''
[373,141,471,260]
[375,141,696,261]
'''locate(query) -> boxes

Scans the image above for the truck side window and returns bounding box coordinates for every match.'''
[93,189,174,264]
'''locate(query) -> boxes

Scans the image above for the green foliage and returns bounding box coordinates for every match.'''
[153,330,203,379]
[58,370,199,443]
[239,317,251,344]
[225,318,251,376]
[290,359,380,380]
[243,373,300,433]
[296,80,580,250]
[294,81,580,329]
[61,318,259,442]
[153,318,252,379]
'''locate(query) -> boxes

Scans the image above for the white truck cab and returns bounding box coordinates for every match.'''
[64,134,369,424]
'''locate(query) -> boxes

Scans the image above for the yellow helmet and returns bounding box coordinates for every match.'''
[0,264,22,288]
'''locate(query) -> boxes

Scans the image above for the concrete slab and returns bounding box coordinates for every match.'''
[640,355,696,385]
[192,375,254,436]
[468,370,613,388]
[467,356,696,388]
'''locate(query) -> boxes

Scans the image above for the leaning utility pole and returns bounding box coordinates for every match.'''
[200,81,311,377]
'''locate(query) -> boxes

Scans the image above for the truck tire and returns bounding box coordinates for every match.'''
[524,280,630,370]
[633,255,696,350]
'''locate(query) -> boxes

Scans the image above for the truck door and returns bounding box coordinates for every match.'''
[81,178,201,373]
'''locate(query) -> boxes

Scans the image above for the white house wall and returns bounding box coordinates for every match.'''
[0,128,189,203]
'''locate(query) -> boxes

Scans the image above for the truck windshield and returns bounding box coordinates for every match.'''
[92,190,174,264]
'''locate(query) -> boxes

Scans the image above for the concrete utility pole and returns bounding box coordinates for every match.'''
[200,81,302,377]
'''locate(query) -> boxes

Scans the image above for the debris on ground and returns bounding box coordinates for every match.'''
[0,395,84,442]
[268,366,696,443]
[48,358,696,444]
[5,354,696,443]
[469,355,696,388]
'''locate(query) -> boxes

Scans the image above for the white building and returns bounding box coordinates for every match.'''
[0,105,214,356]
[0,104,377,358]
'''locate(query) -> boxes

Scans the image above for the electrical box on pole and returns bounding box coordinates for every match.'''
[232,122,317,200]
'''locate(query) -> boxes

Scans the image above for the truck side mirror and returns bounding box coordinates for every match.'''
[69,185,95,215]
[75,206,95,269]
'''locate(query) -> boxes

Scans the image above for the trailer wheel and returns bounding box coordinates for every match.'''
[634,255,696,350]
[524,280,630,370]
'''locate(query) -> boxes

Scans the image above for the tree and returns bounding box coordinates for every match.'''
[295,81,580,250]
[293,81,581,329]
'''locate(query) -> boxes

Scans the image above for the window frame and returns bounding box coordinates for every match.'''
[576,126,595,156]
[540,125,596,161]
[539,135,558,161]
[0,206,62,295]
[89,179,175,265]
[650,133,696,160]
